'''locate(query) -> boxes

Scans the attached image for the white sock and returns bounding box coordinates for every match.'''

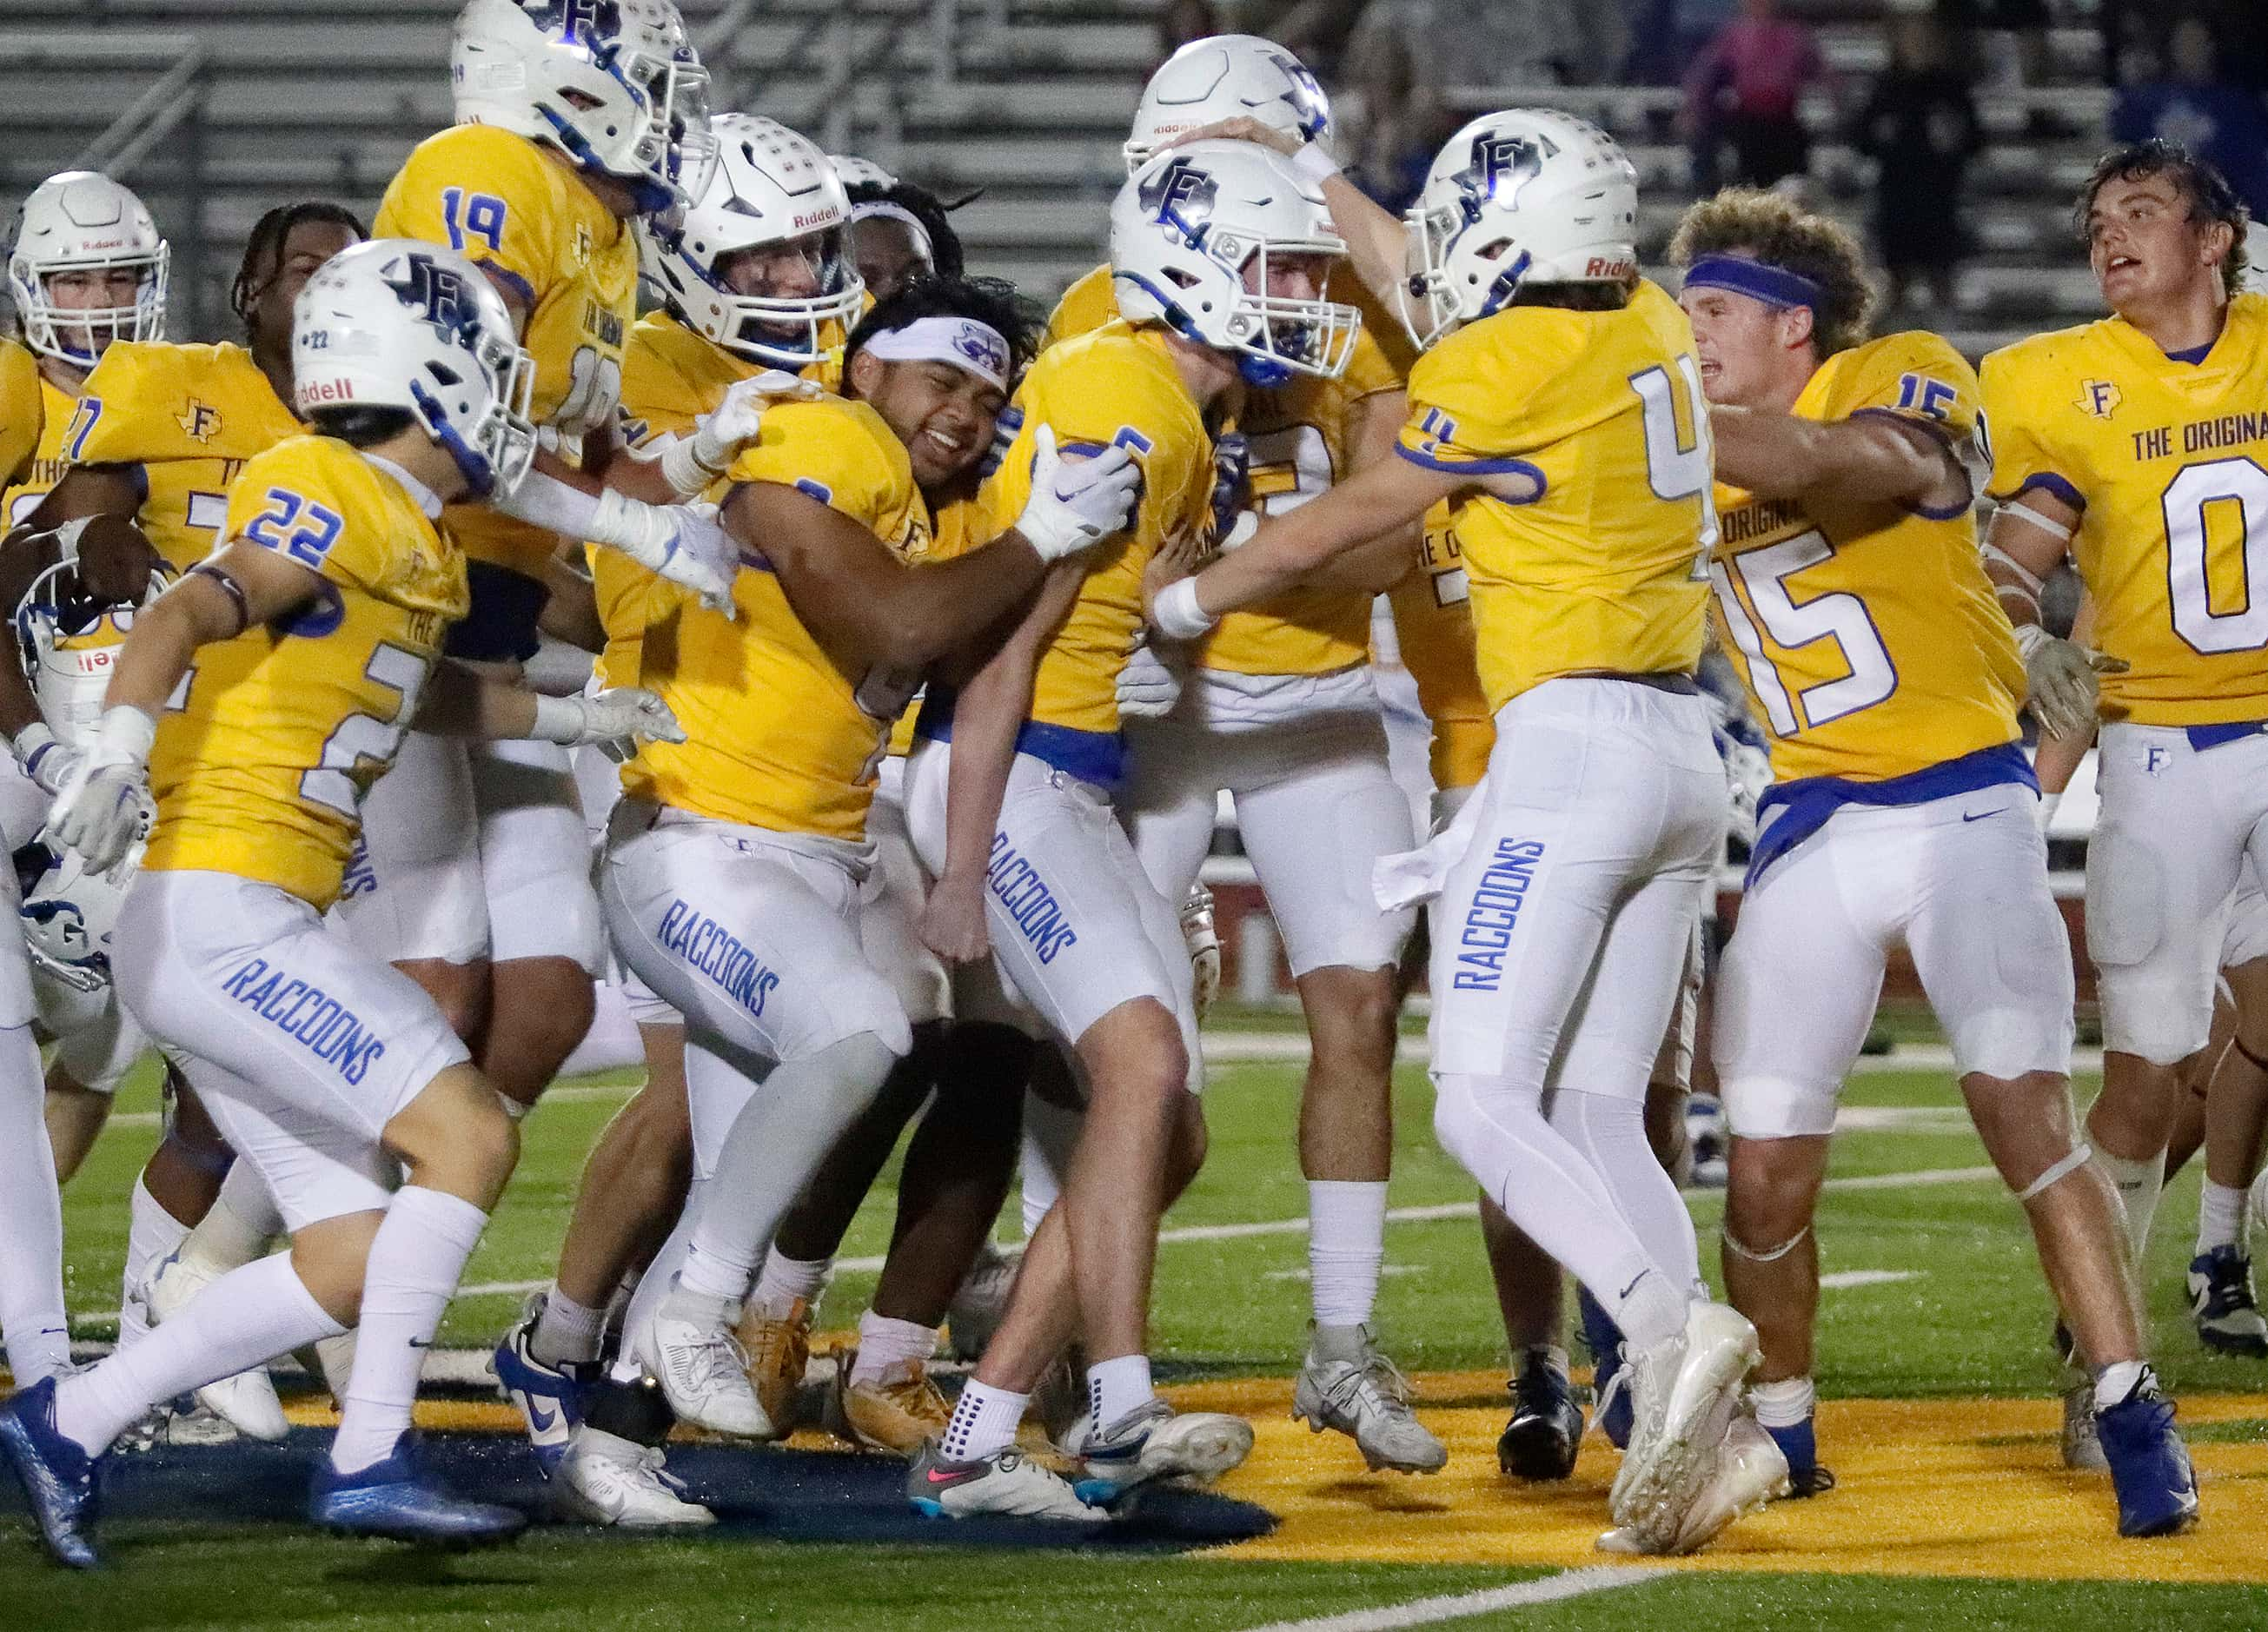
[679,1034,896,1304]
[120,1174,193,1349]
[1750,1375,1816,1429]
[180,1160,284,1274]
[0,1024,67,1385]
[1435,1071,1686,1350]
[849,1312,939,1385]
[1548,1086,1703,1298]
[941,1378,1026,1461]
[530,1287,606,1368]
[54,1252,342,1456]
[2093,1147,2165,1266]
[749,1249,832,1319]
[2197,1179,2246,1256]
[329,1187,488,1476]
[1087,1352,1156,1430]
[1307,1179,1387,1329]
[2094,1358,2152,1412]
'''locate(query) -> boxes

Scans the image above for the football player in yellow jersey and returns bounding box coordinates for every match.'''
[1670,189,2189,1538]
[517,285,1137,1510]
[0,169,169,1400]
[357,0,737,1117]
[1148,112,1767,1552]
[0,241,683,1564]
[898,140,1350,1522]
[1980,138,2260,1509]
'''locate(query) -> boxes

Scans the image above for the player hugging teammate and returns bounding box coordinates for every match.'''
[0,0,2240,1570]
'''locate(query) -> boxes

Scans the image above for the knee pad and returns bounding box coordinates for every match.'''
[1721,1222,1811,1264]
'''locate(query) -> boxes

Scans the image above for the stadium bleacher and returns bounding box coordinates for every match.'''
[0,0,2120,356]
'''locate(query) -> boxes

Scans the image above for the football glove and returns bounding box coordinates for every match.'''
[44,706,155,874]
[2016,623,2124,740]
[1013,425,1143,561]
[12,723,82,798]
[531,687,687,760]
[1116,637,1186,720]
[664,370,822,496]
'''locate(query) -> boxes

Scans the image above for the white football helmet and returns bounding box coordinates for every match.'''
[8,171,168,367]
[1112,140,1359,388]
[450,0,718,216]
[1403,109,1639,351]
[1124,35,1331,172]
[827,154,899,193]
[14,558,172,748]
[19,837,140,1005]
[642,114,864,368]
[293,238,537,499]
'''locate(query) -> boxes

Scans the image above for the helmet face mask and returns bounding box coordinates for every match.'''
[15,559,173,747]
[1113,144,1360,388]
[8,171,169,368]
[1402,110,1640,352]
[294,239,538,500]
[1124,34,1332,173]
[452,0,718,216]
[641,114,865,368]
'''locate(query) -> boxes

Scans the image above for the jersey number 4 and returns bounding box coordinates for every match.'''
[1631,358,1720,571]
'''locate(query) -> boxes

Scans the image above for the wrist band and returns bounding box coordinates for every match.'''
[660,435,725,499]
[1152,576,1216,640]
[1290,142,1342,188]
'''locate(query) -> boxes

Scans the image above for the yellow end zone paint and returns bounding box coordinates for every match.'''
[1170,1372,2268,1586]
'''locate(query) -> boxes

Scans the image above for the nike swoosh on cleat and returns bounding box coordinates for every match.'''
[408,1337,432,1349]
[527,1401,559,1432]
[925,1466,965,1485]
[1617,1271,1646,1301]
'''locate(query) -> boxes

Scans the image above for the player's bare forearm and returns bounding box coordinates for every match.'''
[538,547,606,651]
[1185,450,1459,620]
[1710,406,1957,511]
[935,567,1079,891]
[726,481,1054,671]
[1982,483,2079,627]
[413,660,540,740]
[100,574,242,719]
[1302,388,1426,594]
[20,464,145,535]
[1321,174,1418,335]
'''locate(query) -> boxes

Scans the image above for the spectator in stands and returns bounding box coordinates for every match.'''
[1681,0,1829,192]
[1336,24,1456,213]
[1938,0,2051,91]
[2112,17,2268,220]
[1854,10,1980,315]
[1628,0,1737,87]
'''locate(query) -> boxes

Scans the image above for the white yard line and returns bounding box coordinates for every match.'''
[1238,1566,1657,1632]
[1204,1035,2105,1075]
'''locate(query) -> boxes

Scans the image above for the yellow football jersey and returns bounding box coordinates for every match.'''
[885,493,984,759]
[1401,280,1712,711]
[0,343,75,524]
[971,321,1216,756]
[68,340,302,568]
[637,395,933,839]
[1711,332,2022,783]
[143,436,468,908]
[1043,262,1397,677]
[1386,506,1494,792]
[377,123,640,659]
[1982,292,2268,726]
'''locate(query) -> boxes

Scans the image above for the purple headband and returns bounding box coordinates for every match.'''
[1681,254,1821,310]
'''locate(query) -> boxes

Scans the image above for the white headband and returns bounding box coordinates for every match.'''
[861,315,1011,392]
[850,201,935,269]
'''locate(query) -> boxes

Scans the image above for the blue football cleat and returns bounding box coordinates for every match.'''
[311,1441,527,1547]
[1498,1350,1583,1481]
[1578,1289,1633,1450]
[1760,1416,1836,1497]
[0,1377,103,1569]
[2096,1375,2199,1538]
[494,1301,594,1476]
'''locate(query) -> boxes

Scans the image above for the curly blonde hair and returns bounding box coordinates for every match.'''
[1668,189,1878,356]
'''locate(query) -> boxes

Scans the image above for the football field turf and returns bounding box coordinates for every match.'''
[11,1028,2268,1628]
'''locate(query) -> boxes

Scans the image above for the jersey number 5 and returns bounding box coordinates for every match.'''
[301,643,430,819]
[1708,529,1896,736]
[2164,457,2268,655]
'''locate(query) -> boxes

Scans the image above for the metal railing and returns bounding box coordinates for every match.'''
[0,31,214,338]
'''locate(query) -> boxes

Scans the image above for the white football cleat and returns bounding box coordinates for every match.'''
[945,1244,1018,1363]
[554,1426,716,1528]
[1598,1412,1787,1556]
[908,1441,1106,1522]
[2062,1381,2109,1470]
[1608,1301,1760,1548]
[143,1251,289,1443]
[635,1297,777,1439]
[1292,1327,1448,1474]
[1074,1399,1254,1505]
